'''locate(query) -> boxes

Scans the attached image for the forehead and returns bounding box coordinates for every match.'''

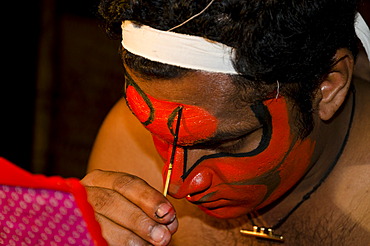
[125,67,262,136]
[127,68,232,102]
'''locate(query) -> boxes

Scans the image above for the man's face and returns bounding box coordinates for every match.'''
[125,69,316,219]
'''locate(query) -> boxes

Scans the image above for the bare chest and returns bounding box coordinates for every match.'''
[169,164,370,246]
[171,203,370,246]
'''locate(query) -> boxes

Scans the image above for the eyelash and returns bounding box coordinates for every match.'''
[213,126,263,153]
[216,136,249,153]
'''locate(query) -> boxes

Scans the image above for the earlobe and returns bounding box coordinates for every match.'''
[318,48,354,121]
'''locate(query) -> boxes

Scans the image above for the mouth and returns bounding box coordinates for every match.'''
[188,197,250,219]
[186,192,234,210]
[184,191,258,219]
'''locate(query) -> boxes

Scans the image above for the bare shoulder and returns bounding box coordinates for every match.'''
[87,98,164,189]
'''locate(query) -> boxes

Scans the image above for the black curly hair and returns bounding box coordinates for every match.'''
[98,0,359,138]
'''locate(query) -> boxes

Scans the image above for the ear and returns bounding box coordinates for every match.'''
[318,48,354,121]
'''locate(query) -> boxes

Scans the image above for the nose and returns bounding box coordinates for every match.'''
[165,146,216,198]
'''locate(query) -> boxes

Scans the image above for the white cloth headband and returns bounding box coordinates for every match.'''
[355,13,370,62]
[121,13,370,74]
[121,21,238,74]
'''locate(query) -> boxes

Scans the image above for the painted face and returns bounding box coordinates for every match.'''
[125,70,316,219]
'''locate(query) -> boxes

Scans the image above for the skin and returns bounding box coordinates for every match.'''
[82,48,370,245]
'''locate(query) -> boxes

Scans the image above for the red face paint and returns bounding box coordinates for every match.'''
[156,98,315,218]
[126,84,218,145]
[125,74,316,219]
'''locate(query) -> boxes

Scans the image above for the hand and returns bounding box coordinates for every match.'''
[81,170,178,246]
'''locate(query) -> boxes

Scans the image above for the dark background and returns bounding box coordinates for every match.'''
[0,1,369,179]
[0,0,124,178]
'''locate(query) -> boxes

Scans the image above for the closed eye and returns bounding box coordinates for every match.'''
[186,126,263,153]
[215,127,262,153]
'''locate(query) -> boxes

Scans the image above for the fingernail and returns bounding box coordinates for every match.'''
[151,225,167,243]
[167,218,178,234]
[156,203,171,218]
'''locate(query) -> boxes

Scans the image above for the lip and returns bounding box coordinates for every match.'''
[192,199,229,208]
[186,194,235,209]
[195,201,232,210]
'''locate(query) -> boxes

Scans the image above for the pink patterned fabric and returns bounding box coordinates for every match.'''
[0,158,107,246]
[0,185,94,246]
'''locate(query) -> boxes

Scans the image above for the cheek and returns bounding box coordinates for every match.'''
[259,138,316,208]
[126,85,218,144]
[194,136,315,219]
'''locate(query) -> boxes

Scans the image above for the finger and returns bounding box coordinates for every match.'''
[82,170,176,224]
[85,186,172,245]
[95,212,150,246]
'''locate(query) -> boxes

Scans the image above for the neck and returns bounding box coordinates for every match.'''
[258,87,355,227]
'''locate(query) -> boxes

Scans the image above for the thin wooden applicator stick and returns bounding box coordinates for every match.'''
[163,107,183,197]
